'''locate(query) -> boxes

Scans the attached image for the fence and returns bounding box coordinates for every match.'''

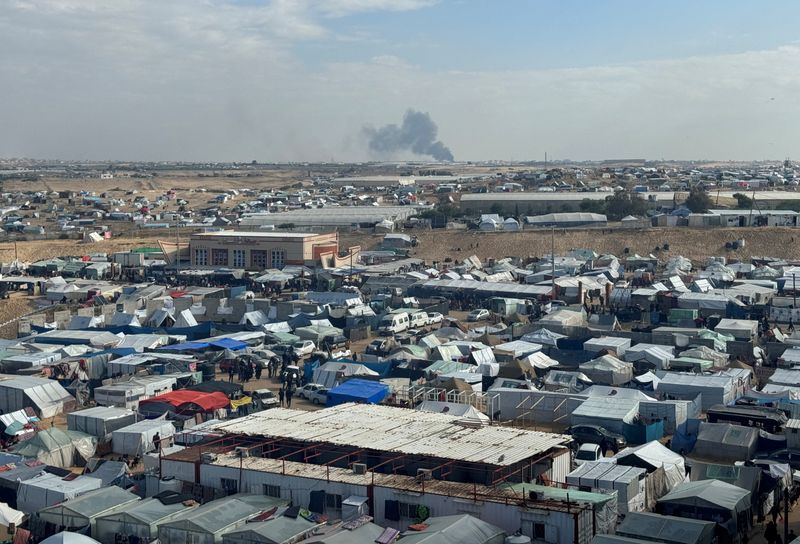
[389,385,496,420]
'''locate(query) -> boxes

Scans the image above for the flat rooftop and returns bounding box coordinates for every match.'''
[190,231,324,238]
[207,403,570,467]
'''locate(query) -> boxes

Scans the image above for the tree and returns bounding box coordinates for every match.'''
[603,192,649,221]
[685,190,713,213]
[732,193,753,209]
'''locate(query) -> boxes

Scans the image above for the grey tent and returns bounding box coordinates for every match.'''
[222,514,325,544]
[398,514,506,544]
[36,486,140,536]
[657,480,751,542]
[579,355,633,386]
[158,494,288,544]
[12,427,96,468]
[693,422,758,462]
[94,495,198,544]
[617,511,715,544]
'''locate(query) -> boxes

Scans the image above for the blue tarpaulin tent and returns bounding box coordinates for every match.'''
[208,338,248,351]
[326,379,389,407]
[159,342,210,351]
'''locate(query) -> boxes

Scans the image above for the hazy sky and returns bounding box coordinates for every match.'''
[3,0,800,162]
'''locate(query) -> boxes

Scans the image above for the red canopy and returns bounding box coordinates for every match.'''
[140,390,230,412]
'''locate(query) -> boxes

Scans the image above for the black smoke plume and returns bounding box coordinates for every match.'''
[363,109,454,161]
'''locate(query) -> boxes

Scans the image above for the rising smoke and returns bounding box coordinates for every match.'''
[363,109,454,161]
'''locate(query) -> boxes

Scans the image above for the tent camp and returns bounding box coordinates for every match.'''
[616,511,715,544]
[566,462,647,514]
[12,427,96,468]
[416,401,490,425]
[221,514,325,544]
[520,328,565,347]
[94,493,199,544]
[579,355,633,386]
[615,441,687,492]
[157,495,289,544]
[313,362,379,388]
[693,422,758,462]
[543,370,592,393]
[17,473,102,514]
[398,514,506,544]
[571,396,640,435]
[326,379,389,407]
[657,480,751,543]
[112,419,176,456]
[36,486,140,537]
[714,319,758,340]
[67,407,137,439]
[656,373,736,411]
[138,390,229,419]
[0,375,74,419]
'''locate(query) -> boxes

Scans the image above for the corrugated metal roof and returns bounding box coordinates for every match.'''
[209,403,569,466]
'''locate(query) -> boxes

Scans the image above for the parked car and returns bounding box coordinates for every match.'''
[308,388,329,405]
[565,424,626,453]
[467,309,490,322]
[426,312,444,326]
[574,443,602,466]
[251,389,279,410]
[268,343,295,357]
[366,338,397,357]
[322,334,348,350]
[298,383,325,400]
[755,449,800,470]
[293,340,316,358]
[331,348,352,359]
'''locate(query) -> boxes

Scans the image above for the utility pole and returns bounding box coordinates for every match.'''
[551,226,556,301]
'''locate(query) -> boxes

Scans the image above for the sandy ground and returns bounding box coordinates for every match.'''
[342,226,800,263]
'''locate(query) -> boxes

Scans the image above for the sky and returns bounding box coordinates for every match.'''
[3,0,800,162]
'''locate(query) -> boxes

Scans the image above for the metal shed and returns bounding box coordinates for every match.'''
[36,486,140,537]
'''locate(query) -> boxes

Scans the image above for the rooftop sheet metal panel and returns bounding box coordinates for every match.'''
[209,403,569,466]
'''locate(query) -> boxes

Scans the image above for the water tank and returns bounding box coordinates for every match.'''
[505,536,532,544]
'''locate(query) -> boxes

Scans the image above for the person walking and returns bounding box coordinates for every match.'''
[278,388,285,408]
[285,388,293,408]
[255,363,263,381]
[228,365,235,382]
[765,521,778,544]
[152,432,161,453]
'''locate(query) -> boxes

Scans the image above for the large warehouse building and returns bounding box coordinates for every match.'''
[238,206,423,230]
[460,190,800,215]
[189,231,339,270]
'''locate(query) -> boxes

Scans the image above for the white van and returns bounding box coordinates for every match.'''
[378,312,410,335]
[409,310,429,329]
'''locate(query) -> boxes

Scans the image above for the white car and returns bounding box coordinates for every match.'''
[308,388,329,405]
[467,309,490,322]
[293,340,316,358]
[426,312,444,326]
[331,348,352,359]
[574,443,602,466]
[298,383,325,400]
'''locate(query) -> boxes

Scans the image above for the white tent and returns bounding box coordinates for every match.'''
[520,327,566,347]
[17,473,102,514]
[571,396,639,434]
[714,319,758,340]
[41,533,102,544]
[0,502,23,527]
[579,355,633,386]
[615,441,687,492]
[112,419,176,456]
[0,374,74,419]
[67,406,138,439]
[312,361,379,388]
[12,427,96,468]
